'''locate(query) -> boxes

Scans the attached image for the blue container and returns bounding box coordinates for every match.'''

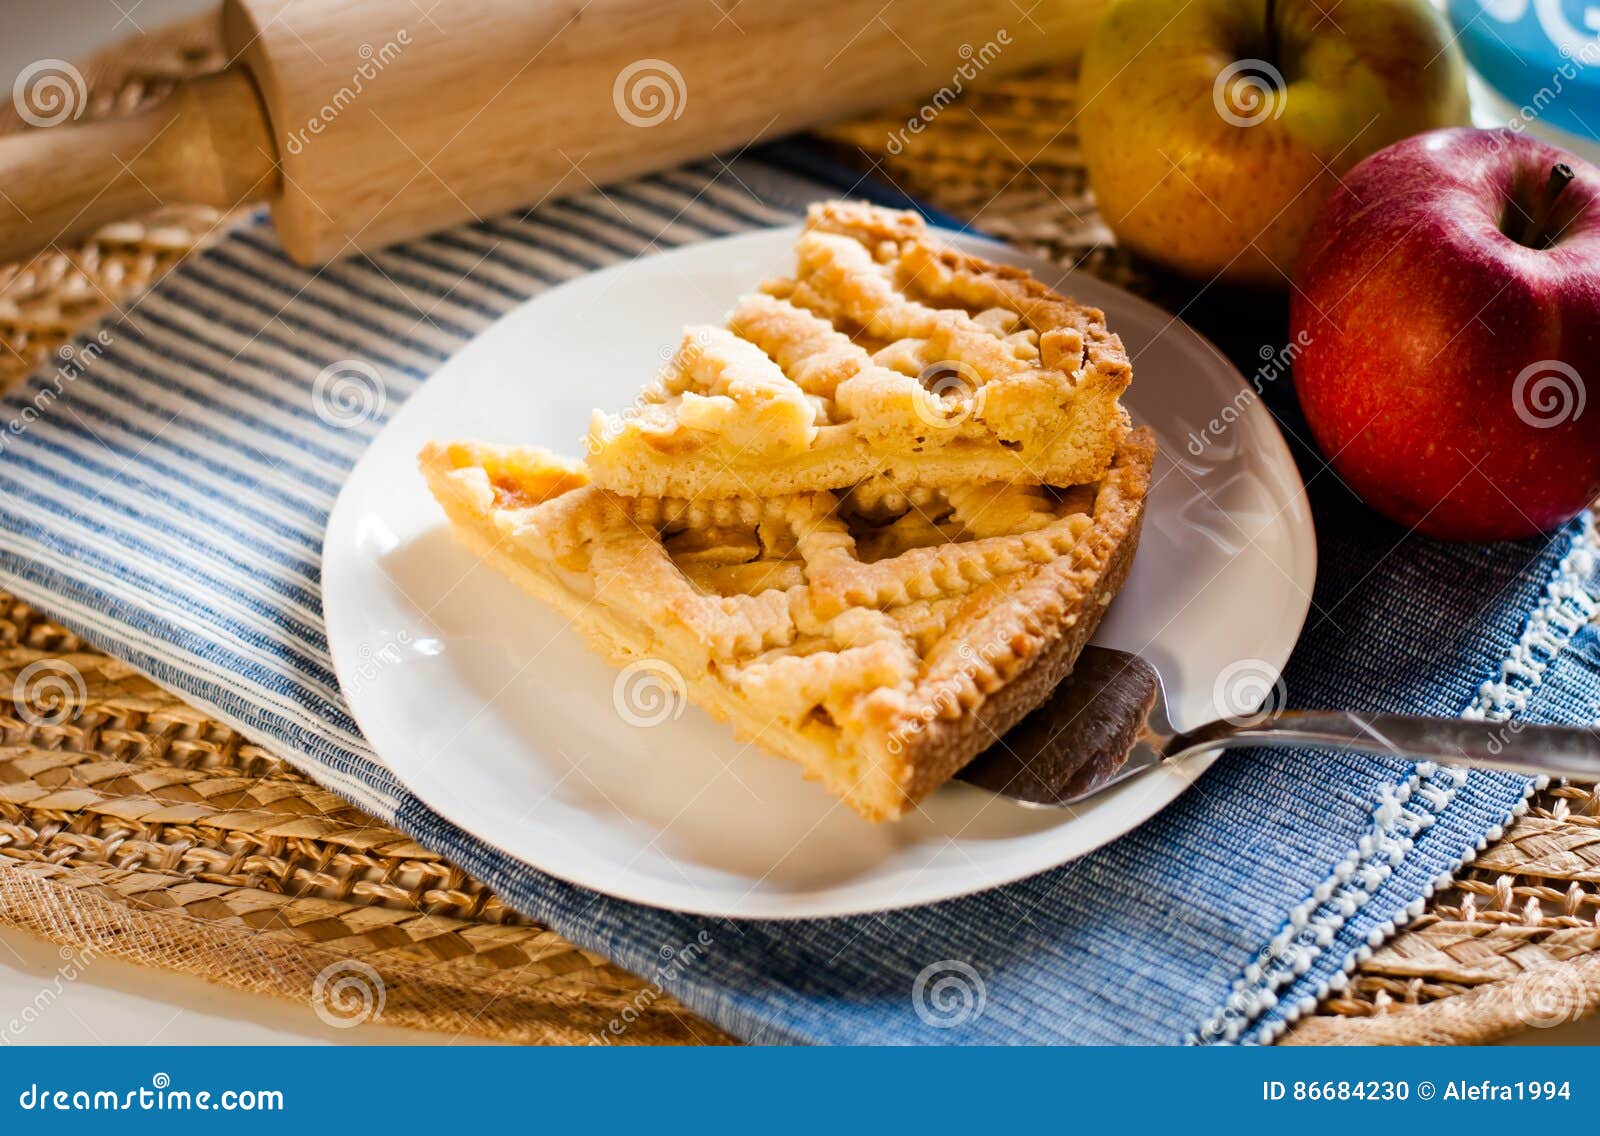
[1448,0,1600,142]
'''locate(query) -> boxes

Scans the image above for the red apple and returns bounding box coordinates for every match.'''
[1291,128,1600,541]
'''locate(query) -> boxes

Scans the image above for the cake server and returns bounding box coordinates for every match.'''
[957,645,1600,807]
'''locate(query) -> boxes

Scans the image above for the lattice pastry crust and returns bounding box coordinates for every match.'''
[420,429,1154,821]
[584,201,1133,500]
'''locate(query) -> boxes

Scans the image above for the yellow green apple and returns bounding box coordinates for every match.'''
[1078,0,1471,285]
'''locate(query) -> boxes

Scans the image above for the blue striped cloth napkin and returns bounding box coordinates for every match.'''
[1,154,1595,1044]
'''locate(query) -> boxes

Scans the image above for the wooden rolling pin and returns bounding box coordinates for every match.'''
[0,0,1102,266]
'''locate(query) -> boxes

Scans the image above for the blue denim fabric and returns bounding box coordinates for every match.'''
[0,156,1593,1044]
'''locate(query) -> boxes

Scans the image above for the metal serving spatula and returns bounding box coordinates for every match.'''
[957,646,1600,808]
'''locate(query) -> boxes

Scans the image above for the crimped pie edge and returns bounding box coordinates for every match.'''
[418,428,1154,821]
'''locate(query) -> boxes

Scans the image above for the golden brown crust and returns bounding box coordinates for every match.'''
[585,201,1132,499]
[806,199,1132,401]
[892,432,1152,805]
[418,429,1155,821]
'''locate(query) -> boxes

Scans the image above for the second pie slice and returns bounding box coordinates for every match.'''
[584,201,1133,500]
[420,428,1154,821]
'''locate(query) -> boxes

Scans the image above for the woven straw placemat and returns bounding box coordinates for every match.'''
[1,13,1597,1045]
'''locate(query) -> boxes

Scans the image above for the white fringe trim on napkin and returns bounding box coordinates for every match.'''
[1196,512,1600,1044]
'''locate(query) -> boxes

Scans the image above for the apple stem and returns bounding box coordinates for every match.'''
[1264,0,1280,71]
[1523,162,1575,248]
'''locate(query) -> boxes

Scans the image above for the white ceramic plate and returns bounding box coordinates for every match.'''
[322,225,1316,920]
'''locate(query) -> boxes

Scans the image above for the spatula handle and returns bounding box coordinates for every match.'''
[0,69,276,264]
[1172,710,1600,781]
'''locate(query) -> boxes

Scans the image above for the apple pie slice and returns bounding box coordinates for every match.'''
[420,428,1154,821]
[584,201,1133,499]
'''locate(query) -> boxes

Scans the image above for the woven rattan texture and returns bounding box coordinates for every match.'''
[0,14,1594,1044]
[0,594,730,1044]
[814,77,1146,295]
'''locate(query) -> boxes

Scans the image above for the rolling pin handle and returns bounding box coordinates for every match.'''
[0,68,278,266]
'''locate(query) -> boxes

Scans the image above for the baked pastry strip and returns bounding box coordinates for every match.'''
[420,429,1155,820]
[585,200,1133,500]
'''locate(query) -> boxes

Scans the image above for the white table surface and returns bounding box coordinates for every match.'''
[0,924,486,1045]
[1,0,1595,1048]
